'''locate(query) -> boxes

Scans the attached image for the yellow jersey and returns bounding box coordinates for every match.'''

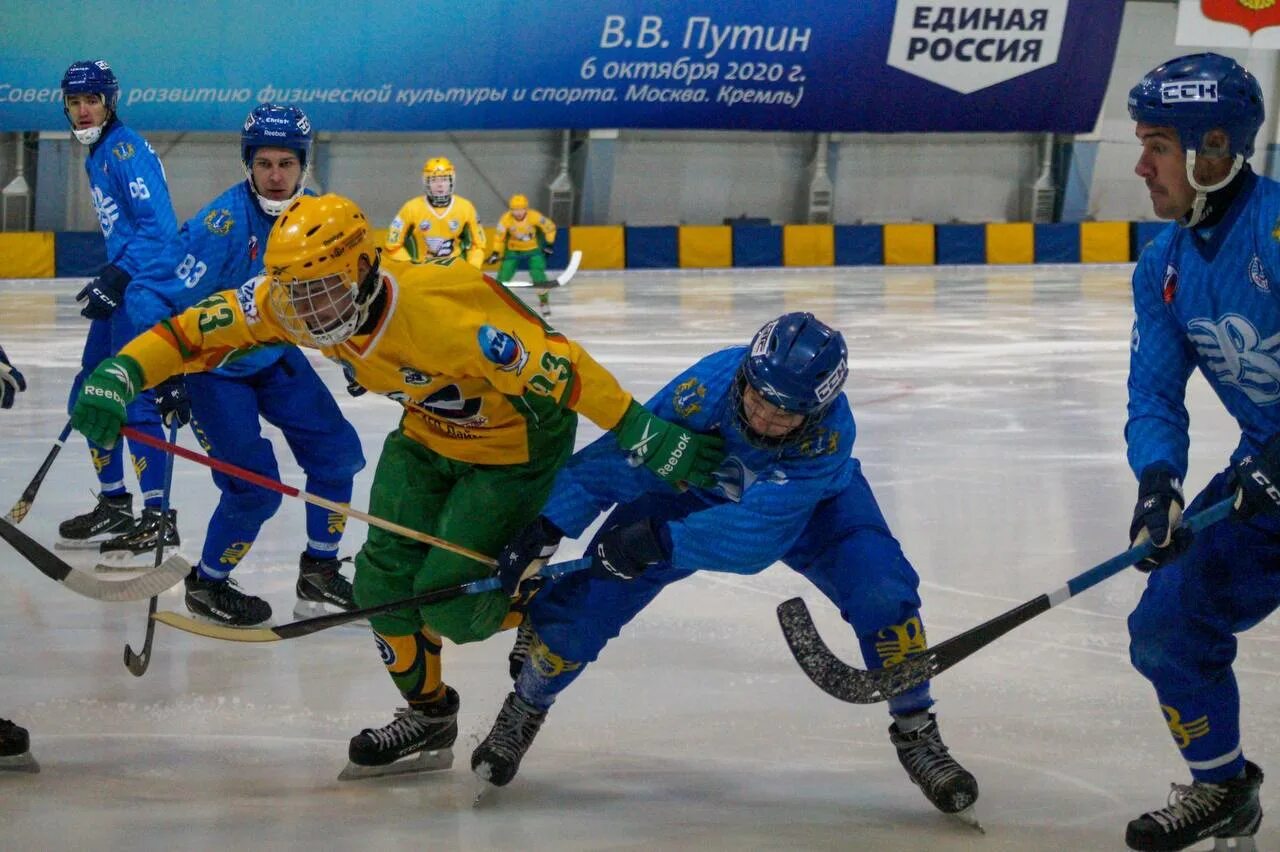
[492,209,556,258]
[386,195,486,268]
[119,255,633,465]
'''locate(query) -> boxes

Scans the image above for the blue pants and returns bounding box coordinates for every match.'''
[522,471,933,717]
[185,347,364,578]
[67,312,168,506]
[1128,467,1280,782]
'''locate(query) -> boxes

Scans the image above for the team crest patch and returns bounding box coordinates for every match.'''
[478,325,529,374]
[204,208,234,236]
[672,376,707,418]
[419,220,432,232]
[448,219,460,231]
[111,142,135,160]
[1249,255,1271,293]
[399,366,433,386]
[1162,263,1179,304]
[248,234,259,264]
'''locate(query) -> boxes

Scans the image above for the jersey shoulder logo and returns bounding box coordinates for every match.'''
[1187,313,1280,404]
[1249,254,1271,293]
[204,208,235,236]
[111,142,135,161]
[399,366,433,386]
[477,325,529,374]
[236,277,261,323]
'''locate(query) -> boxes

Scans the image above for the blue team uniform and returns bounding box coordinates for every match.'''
[126,180,364,577]
[70,118,177,505]
[520,346,932,716]
[1126,168,1280,783]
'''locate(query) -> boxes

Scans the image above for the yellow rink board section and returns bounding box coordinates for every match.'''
[679,225,733,268]
[883,224,935,266]
[570,226,625,270]
[1080,221,1130,263]
[783,225,834,267]
[985,222,1034,265]
[0,233,55,278]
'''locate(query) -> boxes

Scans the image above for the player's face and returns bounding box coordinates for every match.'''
[251,148,303,200]
[741,385,805,439]
[427,175,452,197]
[287,273,355,342]
[65,94,107,129]
[511,208,527,221]
[1134,123,1195,220]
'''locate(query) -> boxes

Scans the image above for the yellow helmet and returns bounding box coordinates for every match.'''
[508,193,529,210]
[422,157,455,207]
[264,193,381,347]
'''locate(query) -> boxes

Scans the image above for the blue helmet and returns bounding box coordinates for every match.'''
[1128,53,1264,159]
[61,60,119,111]
[241,103,313,216]
[732,312,848,449]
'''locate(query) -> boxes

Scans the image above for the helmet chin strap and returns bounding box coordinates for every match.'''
[1181,151,1243,228]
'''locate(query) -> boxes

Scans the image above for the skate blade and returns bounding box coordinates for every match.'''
[95,545,179,571]
[950,805,983,834]
[0,752,40,773]
[1215,836,1258,851]
[337,747,453,781]
[293,599,368,626]
[56,537,114,551]
[472,771,497,807]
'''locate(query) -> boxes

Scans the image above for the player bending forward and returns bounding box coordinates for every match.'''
[476,312,980,826]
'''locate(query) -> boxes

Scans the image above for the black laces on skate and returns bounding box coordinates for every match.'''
[1147,781,1228,833]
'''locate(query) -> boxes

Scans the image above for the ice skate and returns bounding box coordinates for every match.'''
[507,620,534,680]
[339,687,459,781]
[96,506,178,570]
[1125,761,1263,852]
[890,712,981,831]
[471,691,547,800]
[293,553,357,619]
[57,492,134,550]
[0,719,39,773]
[184,569,272,627]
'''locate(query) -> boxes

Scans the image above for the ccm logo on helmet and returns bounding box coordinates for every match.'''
[1161,81,1218,104]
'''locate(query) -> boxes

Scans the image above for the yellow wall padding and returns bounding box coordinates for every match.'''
[678,225,732,268]
[783,225,835,267]
[1080,221,1131,263]
[985,222,1034,265]
[0,233,55,278]
[570,226,625,270]
[883,224,935,265]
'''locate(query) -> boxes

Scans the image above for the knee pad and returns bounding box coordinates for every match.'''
[218,483,283,528]
[421,589,510,645]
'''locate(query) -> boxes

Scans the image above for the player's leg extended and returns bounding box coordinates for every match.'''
[496,254,519,283]
[527,250,548,285]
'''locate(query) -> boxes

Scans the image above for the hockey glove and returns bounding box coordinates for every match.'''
[1232,435,1280,519]
[75,264,131,320]
[153,377,192,427]
[589,517,670,582]
[485,252,500,266]
[340,361,367,397]
[613,400,725,489]
[1129,464,1188,571]
[542,245,555,257]
[0,344,26,409]
[496,515,565,596]
[71,356,143,447]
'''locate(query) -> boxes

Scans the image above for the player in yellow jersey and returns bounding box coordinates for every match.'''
[69,193,724,780]
[385,156,486,268]
[486,193,558,317]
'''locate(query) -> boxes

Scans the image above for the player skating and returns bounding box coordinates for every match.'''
[386,156,487,268]
[485,194,558,317]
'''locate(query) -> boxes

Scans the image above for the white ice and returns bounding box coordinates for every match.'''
[1,268,1275,851]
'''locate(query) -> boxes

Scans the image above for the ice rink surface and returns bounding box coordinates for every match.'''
[1,267,1275,851]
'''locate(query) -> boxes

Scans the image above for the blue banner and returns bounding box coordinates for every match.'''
[0,0,1123,133]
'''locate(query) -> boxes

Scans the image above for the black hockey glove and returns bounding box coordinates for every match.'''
[1129,464,1188,571]
[153,377,192,428]
[0,344,26,409]
[76,263,131,320]
[1232,435,1280,519]
[542,244,555,257]
[496,515,565,596]
[485,252,500,266]
[340,361,367,397]
[589,517,670,582]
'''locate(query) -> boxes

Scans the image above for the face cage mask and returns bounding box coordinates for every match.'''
[268,270,365,347]
[245,161,311,218]
[424,175,453,208]
[729,372,826,452]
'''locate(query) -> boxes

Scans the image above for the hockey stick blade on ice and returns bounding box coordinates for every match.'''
[778,497,1235,704]
[504,249,582,289]
[5,419,73,523]
[124,421,179,676]
[0,514,189,602]
[151,556,591,643]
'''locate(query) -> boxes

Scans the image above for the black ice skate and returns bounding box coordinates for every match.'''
[0,718,39,773]
[508,621,534,680]
[339,687,459,781]
[890,712,981,830]
[1125,761,1263,852]
[97,506,178,570]
[471,691,547,791]
[536,291,552,319]
[293,553,356,619]
[56,492,134,550]
[184,569,272,627]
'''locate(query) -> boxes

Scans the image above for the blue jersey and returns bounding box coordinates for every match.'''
[85,120,177,278]
[128,181,295,376]
[542,345,856,574]
[1128,170,1280,477]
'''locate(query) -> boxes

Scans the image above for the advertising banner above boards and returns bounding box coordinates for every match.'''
[1177,0,1280,47]
[1,0,1123,133]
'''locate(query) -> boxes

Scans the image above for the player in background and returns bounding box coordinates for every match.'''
[385,157,487,268]
[475,312,980,825]
[485,194,558,318]
[56,60,180,561]
[0,344,36,773]
[68,193,725,779]
[1122,53,1278,852]
[124,104,364,627]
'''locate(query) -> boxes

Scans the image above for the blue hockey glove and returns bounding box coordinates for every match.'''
[153,377,192,427]
[613,400,725,489]
[75,264,131,320]
[589,517,670,582]
[0,344,26,409]
[340,361,366,397]
[496,515,564,596]
[1232,435,1280,519]
[1129,464,1188,571]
